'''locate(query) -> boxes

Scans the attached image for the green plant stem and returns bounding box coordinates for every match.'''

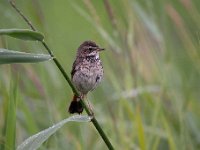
[9,1,114,149]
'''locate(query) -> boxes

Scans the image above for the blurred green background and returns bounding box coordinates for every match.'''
[0,0,200,149]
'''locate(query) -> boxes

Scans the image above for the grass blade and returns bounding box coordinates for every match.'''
[162,115,177,150]
[0,48,52,64]
[0,29,44,41]
[17,115,92,150]
[136,106,146,150]
[132,2,163,42]
[4,74,18,150]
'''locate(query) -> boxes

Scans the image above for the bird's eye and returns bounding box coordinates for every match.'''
[88,47,92,51]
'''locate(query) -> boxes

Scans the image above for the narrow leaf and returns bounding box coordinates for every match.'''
[162,115,176,150]
[132,3,163,42]
[4,75,18,150]
[0,29,44,41]
[17,115,92,150]
[136,106,146,150]
[0,48,52,64]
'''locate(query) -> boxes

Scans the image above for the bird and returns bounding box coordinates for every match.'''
[68,40,105,114]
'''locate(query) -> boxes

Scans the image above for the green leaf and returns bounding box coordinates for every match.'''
[162,115,177,150]
[0,48,52,64]
[0,29,44,41]
[136,107,146,150]
[17,115,91,150]
[4,75,18,150]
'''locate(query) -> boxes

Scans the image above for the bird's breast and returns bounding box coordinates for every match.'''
[72,59,103,94]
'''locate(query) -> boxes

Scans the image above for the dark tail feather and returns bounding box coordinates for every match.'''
[68,95,83,114]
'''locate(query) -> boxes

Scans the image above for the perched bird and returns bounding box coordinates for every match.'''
[68,40,105,114]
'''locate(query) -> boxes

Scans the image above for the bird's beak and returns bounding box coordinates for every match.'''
[98,48,105,51]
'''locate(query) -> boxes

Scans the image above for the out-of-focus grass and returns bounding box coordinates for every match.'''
[1,70,18,150]
[0,0,200,149]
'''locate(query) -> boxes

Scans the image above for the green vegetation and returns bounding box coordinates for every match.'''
[0,0,200,149]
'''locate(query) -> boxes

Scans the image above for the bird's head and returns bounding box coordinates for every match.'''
[77,40,105,58]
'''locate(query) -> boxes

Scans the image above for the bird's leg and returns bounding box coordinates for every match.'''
[84,94,94,116]
[80,93,84,100]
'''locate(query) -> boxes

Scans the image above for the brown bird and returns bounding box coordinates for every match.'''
[68,40,105,114]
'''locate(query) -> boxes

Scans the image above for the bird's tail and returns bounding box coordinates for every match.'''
[68,95,83,114]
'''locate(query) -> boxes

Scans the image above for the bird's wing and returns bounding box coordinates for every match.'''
[71,60,77,79]
[71,58,83,79]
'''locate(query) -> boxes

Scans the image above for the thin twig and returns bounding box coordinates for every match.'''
[9,1,114,149]
[10,1,36,31]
